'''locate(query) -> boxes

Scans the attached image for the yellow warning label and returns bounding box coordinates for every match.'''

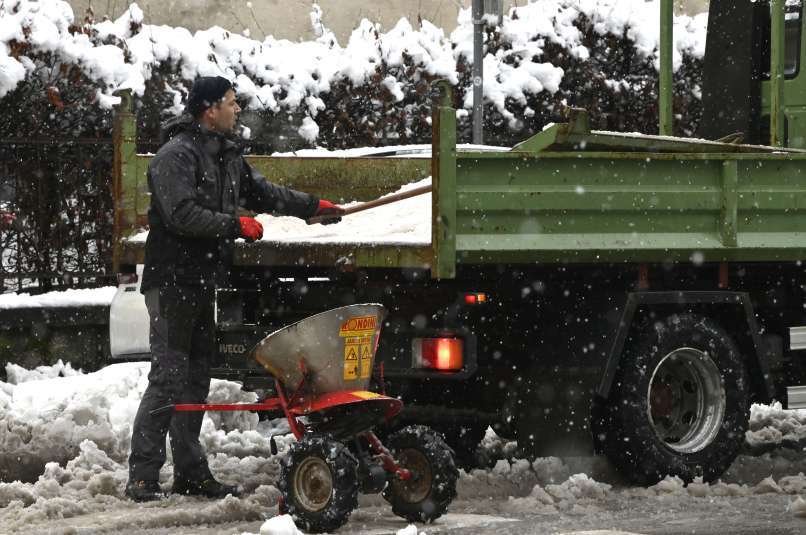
[359,343,372,379]
[344,342,359,380]
[341,316,376,381]
[340,315,377,337]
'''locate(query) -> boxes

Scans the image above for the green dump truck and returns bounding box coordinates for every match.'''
[110,0,806,484]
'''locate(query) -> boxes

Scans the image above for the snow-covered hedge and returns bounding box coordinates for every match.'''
[0,0,708,148]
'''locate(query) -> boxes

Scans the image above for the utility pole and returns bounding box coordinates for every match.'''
[472,0,484,145]
[659,0,674,136]
[472,1,502,145]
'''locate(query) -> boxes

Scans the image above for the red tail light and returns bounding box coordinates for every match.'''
[413,338,463,371]
[463,292,487,305]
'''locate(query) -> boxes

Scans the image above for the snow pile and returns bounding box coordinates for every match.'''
[477,425,520,467]
[5,358,82,383]
[615,473,806,502]
[545,472,612,503]
[0,362,293,483]
[0,362,146,483]
[459,458,540,501]
[746,401,806,450]
[500,471,613,514]
[4,360,806,529]
[644,475,748,498]
[0,361,294,530]
[242,514,303,535]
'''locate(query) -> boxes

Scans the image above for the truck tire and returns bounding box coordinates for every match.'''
[596,313,749,485]
[383,425,459,523]
[278,435,359,533]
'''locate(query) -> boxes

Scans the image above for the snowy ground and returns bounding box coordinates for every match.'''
[1,361,806,534]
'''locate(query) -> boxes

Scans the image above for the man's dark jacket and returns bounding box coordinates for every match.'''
[141,114,319,292]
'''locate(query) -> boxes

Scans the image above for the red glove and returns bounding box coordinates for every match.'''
[238,216,263,241]
[0,211,15,228]
[314,199,344,225]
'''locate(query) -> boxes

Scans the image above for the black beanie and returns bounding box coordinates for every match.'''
[187,76,233,117]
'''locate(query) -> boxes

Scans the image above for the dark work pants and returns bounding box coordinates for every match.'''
[128,285,215,483]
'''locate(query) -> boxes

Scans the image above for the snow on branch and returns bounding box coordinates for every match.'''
[0,0,708,148]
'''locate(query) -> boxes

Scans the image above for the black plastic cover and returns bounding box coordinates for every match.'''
[699,0,766,143]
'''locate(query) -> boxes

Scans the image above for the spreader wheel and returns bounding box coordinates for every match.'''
[383,425,458,523]
[278,435,359,533]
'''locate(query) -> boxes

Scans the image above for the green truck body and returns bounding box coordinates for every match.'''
[115,90,806,278]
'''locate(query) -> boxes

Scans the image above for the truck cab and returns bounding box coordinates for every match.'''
[701,0,806,148]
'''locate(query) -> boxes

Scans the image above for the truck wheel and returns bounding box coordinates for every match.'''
[278,435,359,533]
[383,425,459,523]
[596,313,749,485]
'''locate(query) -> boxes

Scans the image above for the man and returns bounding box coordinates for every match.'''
[126,76,343,502]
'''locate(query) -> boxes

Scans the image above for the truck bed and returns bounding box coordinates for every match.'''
[114,96,806,278]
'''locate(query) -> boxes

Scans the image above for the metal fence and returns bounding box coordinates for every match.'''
[0,138,115,293]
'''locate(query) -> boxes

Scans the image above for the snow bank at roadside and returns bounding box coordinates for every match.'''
[3,363,806,481]
[2,360,806,530]
[746,401,806,449]
[0,362,293,482]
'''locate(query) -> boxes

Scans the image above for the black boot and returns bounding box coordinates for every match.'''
[172,477,241,498]
[125,480,166,502]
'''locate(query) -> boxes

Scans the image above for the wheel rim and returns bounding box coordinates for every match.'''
[392,448,432,503]
[646,347,726,453]
[293,456,333,512]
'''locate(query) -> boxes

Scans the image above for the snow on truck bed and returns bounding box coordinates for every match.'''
[130,176,434,246]
[127,144,509,247]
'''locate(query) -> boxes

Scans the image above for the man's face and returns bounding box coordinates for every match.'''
[206,89,241,133]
